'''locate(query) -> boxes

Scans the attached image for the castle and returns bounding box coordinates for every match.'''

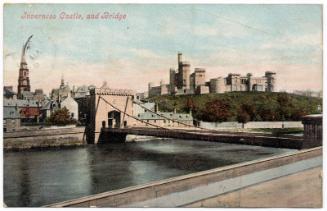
[148,52,276,97]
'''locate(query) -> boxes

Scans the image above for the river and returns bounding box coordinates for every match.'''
[4,137,295,207]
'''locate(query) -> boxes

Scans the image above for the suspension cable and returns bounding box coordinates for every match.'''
[99,96,170,130]
[133,100,211,131]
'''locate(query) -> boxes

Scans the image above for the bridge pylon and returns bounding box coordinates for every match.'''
[87,87,136,144]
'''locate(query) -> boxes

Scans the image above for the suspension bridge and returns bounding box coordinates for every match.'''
[84,87,304,149]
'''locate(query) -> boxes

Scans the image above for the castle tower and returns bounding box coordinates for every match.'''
[17,35,33,99]
[178,52,182,65]
[247,73,252,91]
[60,74,65,87]
[265,71,276,92]
[169,68,176,95]
[176,52,190,91]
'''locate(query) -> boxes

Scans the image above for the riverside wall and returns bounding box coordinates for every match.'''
[200,121,303,130]
[4,127,86,150]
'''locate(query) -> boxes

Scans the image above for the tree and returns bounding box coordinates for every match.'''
[237,111,250,128]
[48,107,75,125]
[202,99,231,122]
[185,97,196,113]
[237,102,253,126]
[239,103,256,120]
[291,108,308,121]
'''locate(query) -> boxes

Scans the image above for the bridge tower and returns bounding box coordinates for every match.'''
[87,87,137,144]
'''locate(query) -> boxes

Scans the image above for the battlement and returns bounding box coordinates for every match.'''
[92,88,135,96]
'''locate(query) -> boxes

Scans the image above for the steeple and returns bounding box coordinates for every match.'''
[60,74,65,87]
[17,35,33,99]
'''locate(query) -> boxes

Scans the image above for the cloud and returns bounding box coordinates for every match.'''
[3,4,323,94]
[260,32,322,50]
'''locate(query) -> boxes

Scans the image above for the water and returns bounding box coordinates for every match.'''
[4,138,295,207]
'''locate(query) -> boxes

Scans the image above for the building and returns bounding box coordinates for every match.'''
[147,52,277,98]
[137,110,193,128]
[33,89,47,102]
[50,76,71,102]
[169,52,193,95]
[4,98,41,125]
[195,85,210,94]
[133,101,193,128]
[40,100,56,121]
[160,52,277,96]
[17,35,33,99]
[148,80,170,98]
[190,68,206,92]
[209,72,276,93]
[4,86,16,99]
[61,93,79,120]
[87,86,137,143]
[72,85,95,99]
[48,77,79,121]
[3,100,21,132]
[135,92,149,101]
[176,52,191,92]
[16,35,47,101]
[133,102,156,116]
[71,85,95,123]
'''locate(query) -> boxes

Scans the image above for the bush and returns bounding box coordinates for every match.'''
[201,99,231,122]
[48,107,77,126]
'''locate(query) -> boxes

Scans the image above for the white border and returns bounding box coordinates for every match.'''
[0,1,325,210]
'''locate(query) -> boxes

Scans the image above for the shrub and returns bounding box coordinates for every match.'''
[48,107,76,126]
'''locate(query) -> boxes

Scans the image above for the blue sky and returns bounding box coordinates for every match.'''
[3,4,323,93]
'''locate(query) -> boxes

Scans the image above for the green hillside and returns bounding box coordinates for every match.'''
[148,92,322,122]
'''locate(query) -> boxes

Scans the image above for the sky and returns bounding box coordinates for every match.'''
[3,4,323,94]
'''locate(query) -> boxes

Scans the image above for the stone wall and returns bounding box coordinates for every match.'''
[4,127,86,150]
[200,121,303,130]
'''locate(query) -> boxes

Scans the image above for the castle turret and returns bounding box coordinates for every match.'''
[169,68,176,95]
[148,82,153,89]
[265,71,276,92]
[247,73,252,91]
[178,52,182,65]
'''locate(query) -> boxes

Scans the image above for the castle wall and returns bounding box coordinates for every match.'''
[167,53,276,96]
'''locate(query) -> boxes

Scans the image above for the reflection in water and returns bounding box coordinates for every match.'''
[4,138,294,207]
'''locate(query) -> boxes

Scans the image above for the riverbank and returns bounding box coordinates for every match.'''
[4,127,86,151]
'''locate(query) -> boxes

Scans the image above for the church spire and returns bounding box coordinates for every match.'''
[61,74,64,87]
[17,35,33,99]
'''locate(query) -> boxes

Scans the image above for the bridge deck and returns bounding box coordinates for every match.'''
[101,127,303,149]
